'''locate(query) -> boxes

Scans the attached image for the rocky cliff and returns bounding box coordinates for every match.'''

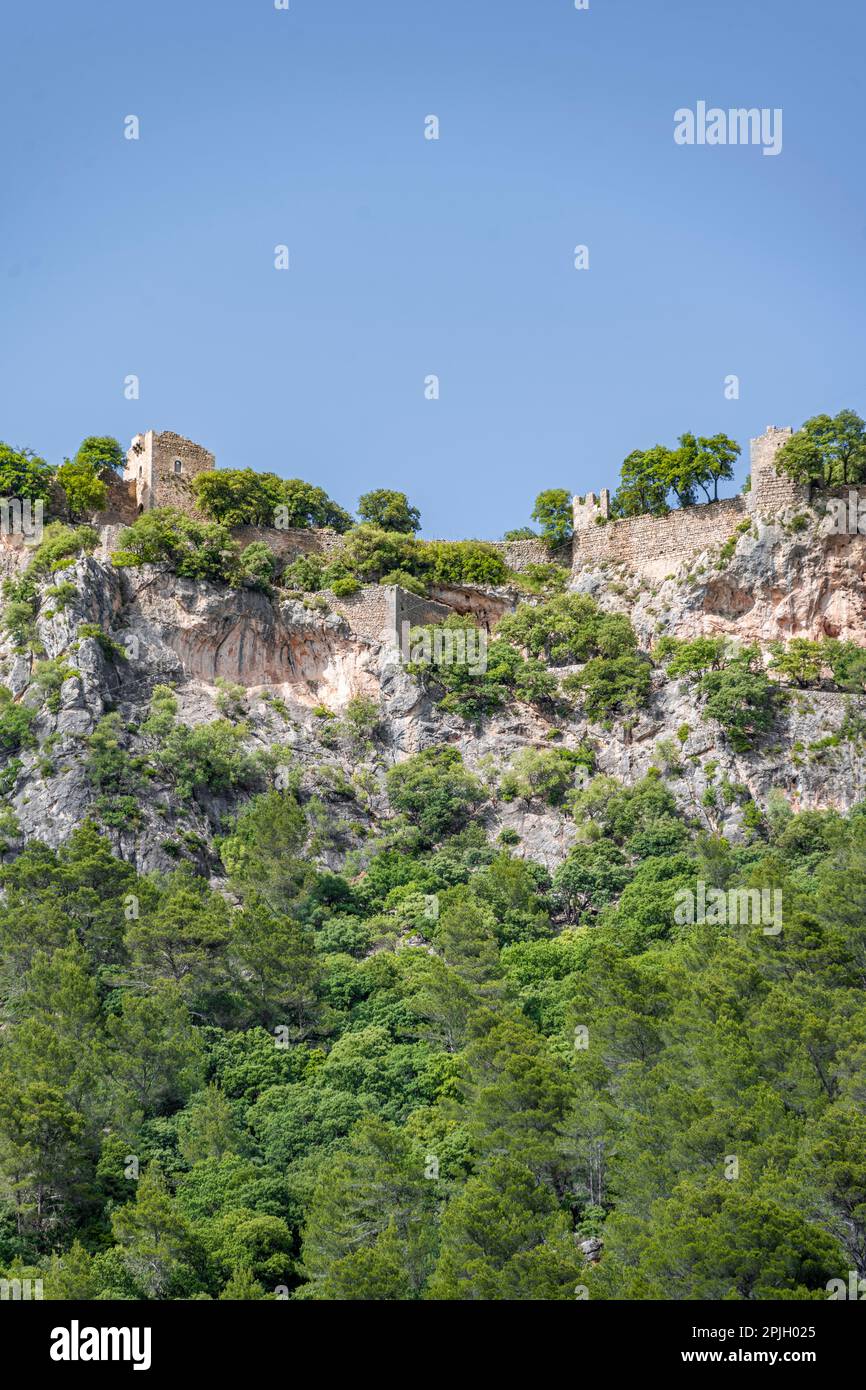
[2,500,865,879]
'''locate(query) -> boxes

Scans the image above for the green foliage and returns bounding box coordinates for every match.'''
[0,441,54,504]
[2,523,98,650]
[357,489,421,534]
[563,652,652,720]
[531,489,573,548]
[497,594,637,666]
[406,616,559,722]
[0,686,36,755]
[112,509,277,590]
[386,747,485,842]
[655,634,727,678]
[72,436,125,473]
[192,469,352,532]
[776,410,866,487]
[699,649,779,752]
[611,432,741,516]
[499,745,593,806]
[55,457,107,520]
[769,638,825,688]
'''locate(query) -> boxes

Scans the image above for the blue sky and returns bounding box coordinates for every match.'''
[1,0,864,538]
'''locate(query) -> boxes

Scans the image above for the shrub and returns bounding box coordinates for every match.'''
[563,652,652,720]
[499,746,593,806]
[357,489,420,534]
[655,636,727,678]
[0,687,36,755]
[112,510,274,590]
[768,639,824,688]
[385,747,485,841]
[158,720,263,802]
[497,594,636,666]
[424,540,507,587]
[283,555,326,592]
[192,470,352,531]
[699,652,779,752]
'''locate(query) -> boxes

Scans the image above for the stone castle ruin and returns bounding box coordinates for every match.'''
[92,425,812,628]
[570,426,809,582]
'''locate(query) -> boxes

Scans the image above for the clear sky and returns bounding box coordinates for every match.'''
[1,0,864,538]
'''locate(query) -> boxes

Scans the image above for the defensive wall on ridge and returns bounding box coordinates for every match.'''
[570,427,810,582]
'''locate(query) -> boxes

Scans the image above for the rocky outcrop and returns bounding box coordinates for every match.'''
[1,511,866,877]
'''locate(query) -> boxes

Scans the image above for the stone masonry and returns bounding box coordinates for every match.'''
[125,430,216,517]
[570,427,809,582]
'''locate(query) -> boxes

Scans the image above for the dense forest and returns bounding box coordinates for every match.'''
[1,760,864,1299]
[2,423,866,1302]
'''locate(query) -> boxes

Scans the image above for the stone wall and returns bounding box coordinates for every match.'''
[322,584,452,645]
[100,472,138,525]
[573,497,747,581]
[570,427,809,582]
[745,426,809,516]
[231,525,346,565]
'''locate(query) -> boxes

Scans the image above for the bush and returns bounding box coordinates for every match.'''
[655,636,727,678]
[406,618,559,721]
[497,594,636,666]
[699,652,778,752]
[357,489,420,534]
[112,510,275,590]
[424,541,507,587]
[385,747,485,841]
[157,720,263,802]
[499,746,593,806]
[0,687,36,755]
[563,652,652,720]
[192,470,352,531]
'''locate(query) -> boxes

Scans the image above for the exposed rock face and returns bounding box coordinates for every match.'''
[1,510,866,877]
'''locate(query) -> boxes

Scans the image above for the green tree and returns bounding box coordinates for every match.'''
[776,410,866,487]
[55,457,107,520]
[386,748,486,842]
[72,436,125,473]
[0,442,54,504]
[357,489,421,534]
[427,1157,583,1300]
[531,489,573,548]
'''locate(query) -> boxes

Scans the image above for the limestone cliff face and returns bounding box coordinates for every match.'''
[1,512,866,878]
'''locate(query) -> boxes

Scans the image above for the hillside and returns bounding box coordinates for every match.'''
[1,472,866,1301]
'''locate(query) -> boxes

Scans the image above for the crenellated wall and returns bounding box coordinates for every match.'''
[571,427,808,581]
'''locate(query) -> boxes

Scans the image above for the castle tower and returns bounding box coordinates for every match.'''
[125,431,215,517]
[746,425,809,514]
[572,488,610,531]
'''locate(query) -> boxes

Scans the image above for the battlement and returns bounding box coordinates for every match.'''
[573,489,610,531]
[571,427,809,581]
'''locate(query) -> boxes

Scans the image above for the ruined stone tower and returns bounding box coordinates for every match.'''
[744,425,809,514]
[572,489,610,531]
[124,431,215,517]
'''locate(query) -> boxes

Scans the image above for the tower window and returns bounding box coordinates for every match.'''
[173,459,183,475]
